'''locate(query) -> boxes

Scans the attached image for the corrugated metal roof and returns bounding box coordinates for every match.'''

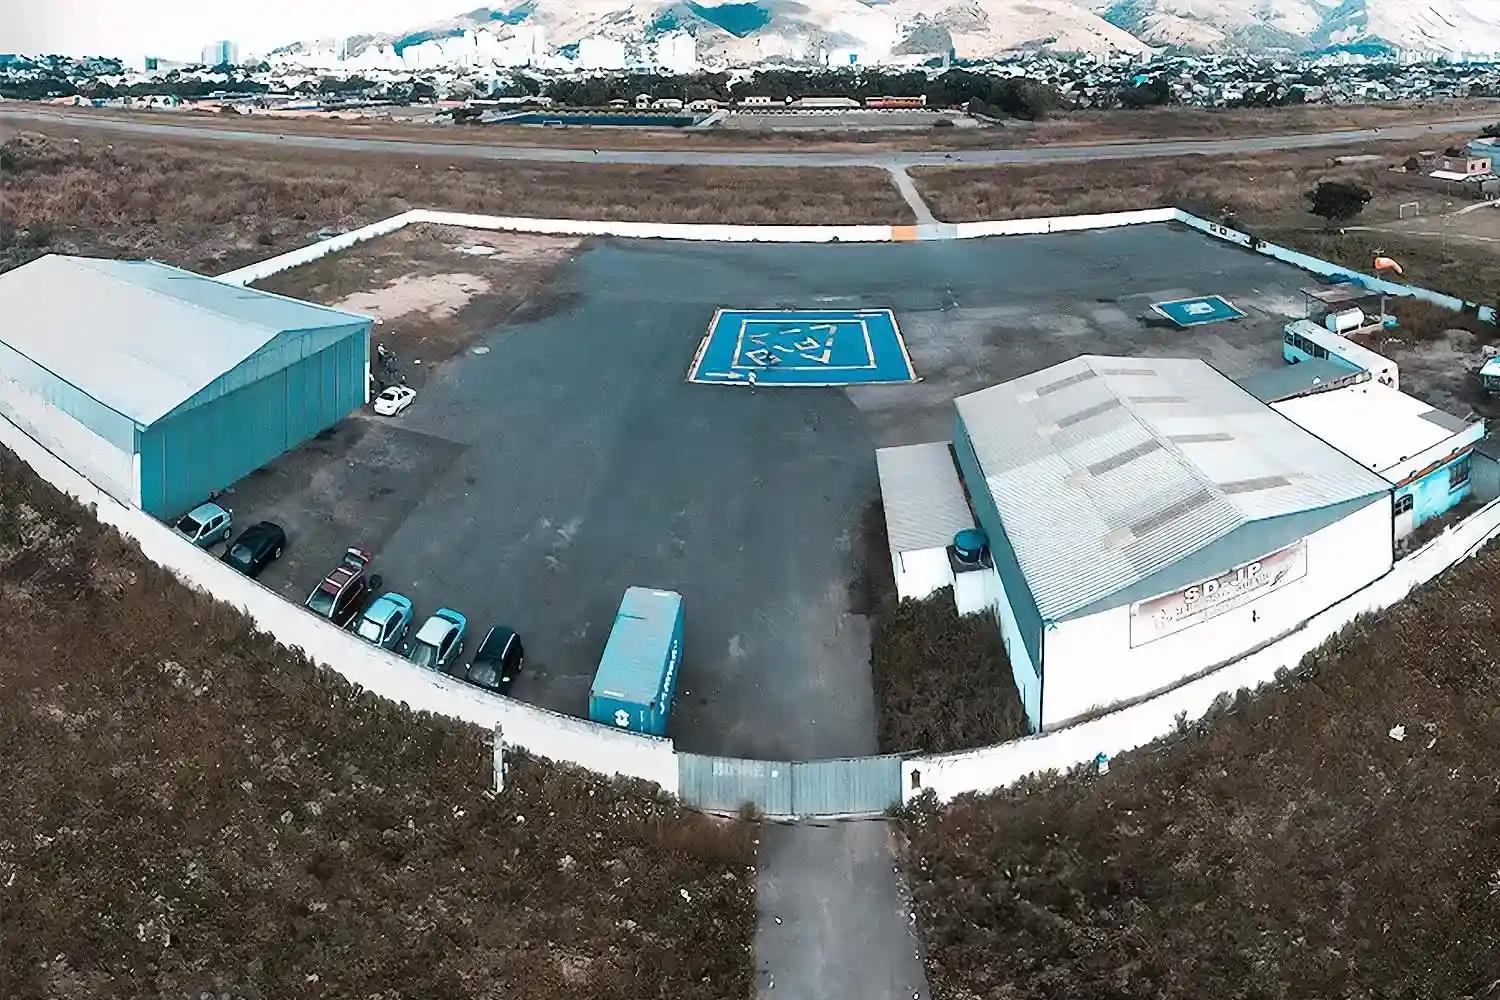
[592,588,682,707]
[1236,359,1367,403]
[954,355,1391,621]
[0,255,368,427]
[875,442,974,553]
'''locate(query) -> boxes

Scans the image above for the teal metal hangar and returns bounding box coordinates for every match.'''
[0,254,370,517]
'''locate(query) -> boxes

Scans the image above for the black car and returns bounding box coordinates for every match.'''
[221,521,286,577]
[462,626,525,695]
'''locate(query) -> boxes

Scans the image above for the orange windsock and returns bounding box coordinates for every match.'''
[1373,255,1405,276]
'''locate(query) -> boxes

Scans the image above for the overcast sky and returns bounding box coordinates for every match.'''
[1,1,479,60]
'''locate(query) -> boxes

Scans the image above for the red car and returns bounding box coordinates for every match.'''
[304,547,381,628]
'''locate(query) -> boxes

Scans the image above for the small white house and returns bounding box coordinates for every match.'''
[876,442,976,604]
[1273,380,1483,538]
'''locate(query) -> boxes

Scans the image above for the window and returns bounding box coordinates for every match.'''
[1395,493,1414,514]
[1450,458,1471,492]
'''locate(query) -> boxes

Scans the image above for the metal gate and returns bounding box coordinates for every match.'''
[791,756,903,817]
[678,753,902,819]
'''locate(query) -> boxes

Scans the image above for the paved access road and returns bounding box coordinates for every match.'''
[2,107,1494,169]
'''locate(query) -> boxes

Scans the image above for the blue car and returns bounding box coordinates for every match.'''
[407,608,467,671]
[354,592,414,650]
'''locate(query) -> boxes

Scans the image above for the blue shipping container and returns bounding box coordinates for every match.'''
[588,587,684,737]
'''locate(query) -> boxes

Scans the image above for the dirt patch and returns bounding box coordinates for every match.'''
[898,537,1500,999]
[0,445,757,999]
[254,224,582,380]
[335,271,493,321]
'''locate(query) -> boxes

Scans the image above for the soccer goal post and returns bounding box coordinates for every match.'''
[1399,201,1422,219]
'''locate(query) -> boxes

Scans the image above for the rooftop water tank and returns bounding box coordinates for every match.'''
[953,528,988,565]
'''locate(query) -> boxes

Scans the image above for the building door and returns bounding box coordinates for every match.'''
[1394,491,1415,539]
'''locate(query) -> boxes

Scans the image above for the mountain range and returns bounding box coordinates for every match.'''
[273,0,1500,67]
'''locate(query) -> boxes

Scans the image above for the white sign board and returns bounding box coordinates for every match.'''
[1130,540,1307,647]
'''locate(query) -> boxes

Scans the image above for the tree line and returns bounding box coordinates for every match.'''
[519,68,1057,119]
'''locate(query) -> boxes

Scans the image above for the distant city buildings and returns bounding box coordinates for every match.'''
[200,40,240,67]
[576,37,627,71]
[5,45,1498,113]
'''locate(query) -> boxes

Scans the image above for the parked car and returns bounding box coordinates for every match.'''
[407,608,467,671]
[355,592,414,650]
[221,521,285,577]
[173,502,232,549]
[373,385,416,416]
[463,625,525,695]
[304,547,381,628]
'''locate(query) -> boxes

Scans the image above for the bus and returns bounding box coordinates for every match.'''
[1281,319,1398,389]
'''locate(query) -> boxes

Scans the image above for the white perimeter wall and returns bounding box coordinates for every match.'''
[215,208,1186,286]
[1042,496,1394,727]
[904,492,1500,806]
[0,412,679,794]
[0,375,136,506]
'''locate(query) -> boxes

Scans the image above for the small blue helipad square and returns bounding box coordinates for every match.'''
[1150,295,1246,328]
[688,309,916,387]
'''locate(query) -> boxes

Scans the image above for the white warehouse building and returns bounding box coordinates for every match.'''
[944,355,1396,731]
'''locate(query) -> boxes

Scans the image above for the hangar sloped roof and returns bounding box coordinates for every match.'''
[0,255,368,427]
[955,355,1391,621]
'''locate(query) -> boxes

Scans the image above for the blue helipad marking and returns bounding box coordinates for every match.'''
[1151,295,1246,328]
[688,309,916,386]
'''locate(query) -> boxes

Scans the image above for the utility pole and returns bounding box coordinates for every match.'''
[492,724,507,794]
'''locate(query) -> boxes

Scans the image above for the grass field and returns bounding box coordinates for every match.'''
[1010,100,1500,147]
[13,99,1498,152]
[0,446,756,999]
[0,126,912,277]
[899,541,1500,999]
[910,143,1432,222]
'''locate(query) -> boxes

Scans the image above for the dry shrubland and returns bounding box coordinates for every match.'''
[910,145,1427,223]
[899,549,1500,999]
[1282,227,1498,307]
[0,127,910,277]
[871,590,1028,754]
[1013,100,1500,146]
[0,448,756,999]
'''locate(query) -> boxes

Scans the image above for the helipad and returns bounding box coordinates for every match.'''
[687,308,917,386]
